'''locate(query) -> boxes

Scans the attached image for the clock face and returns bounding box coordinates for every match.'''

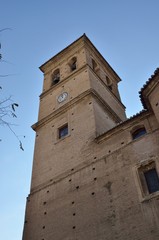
[57,92,68,103]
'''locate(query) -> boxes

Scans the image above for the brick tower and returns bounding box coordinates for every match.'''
[22,35,159,240]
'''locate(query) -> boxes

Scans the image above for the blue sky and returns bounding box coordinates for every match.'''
[1,1,159,239]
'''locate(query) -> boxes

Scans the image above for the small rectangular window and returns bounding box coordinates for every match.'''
[132,127,146,140]
[59,124,68,139]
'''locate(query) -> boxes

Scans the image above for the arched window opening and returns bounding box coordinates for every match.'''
[69,57,77,72]
[132,127,147,140]
[92,59,98,72]
[52,69,60,85]
[106,76,113,91]
[91,58,100,77]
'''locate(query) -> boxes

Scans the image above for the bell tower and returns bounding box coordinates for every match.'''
[22,34,126,240]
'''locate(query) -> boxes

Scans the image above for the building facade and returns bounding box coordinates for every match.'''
[22,34,159,240]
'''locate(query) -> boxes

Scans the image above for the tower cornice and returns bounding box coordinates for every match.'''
[32,88,123,131]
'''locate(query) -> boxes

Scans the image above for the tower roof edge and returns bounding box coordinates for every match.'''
[39,34,121,82]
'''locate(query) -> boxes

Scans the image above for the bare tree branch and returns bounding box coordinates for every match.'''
[0,28,24,150]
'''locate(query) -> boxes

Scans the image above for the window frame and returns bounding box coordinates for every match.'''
[131,126,147,140]
[136,161,159,201]
[58,124,68,139]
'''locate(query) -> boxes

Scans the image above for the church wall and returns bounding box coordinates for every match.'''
[85,46,121,101]
[22,35,159,240]
[38,68,90,121]
[31,95,97,191]
[89,70,126,122]
[23,120,159,240]
[41,44,87,92]
[149,82,159,123]
[93,98,116,135]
